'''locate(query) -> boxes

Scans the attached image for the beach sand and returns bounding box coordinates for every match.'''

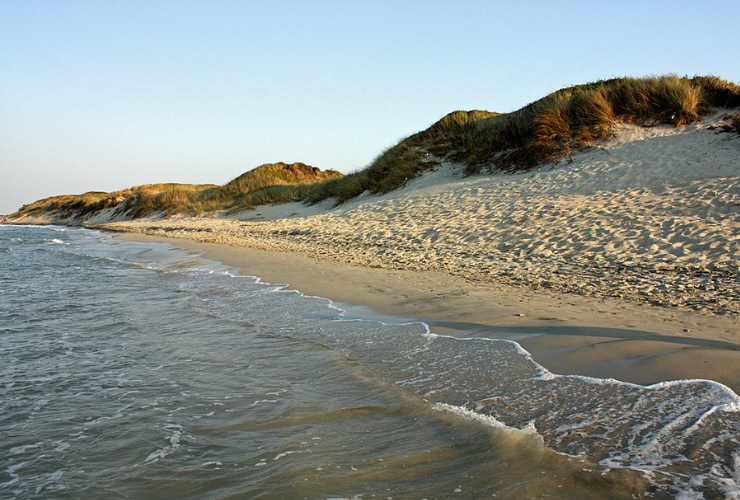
[101,117,739,316]
[98,118,740,391]
[118,233,740,392]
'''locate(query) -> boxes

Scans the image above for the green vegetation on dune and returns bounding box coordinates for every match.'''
[302,75,740,199]
[11,163,341,221]
[459,75,740,173]
[240,184,315,207]
[10,75,740,221]
[303,110,499,203]
[224,162,338,193]
[122,162,342,216]
[15,184,219,220]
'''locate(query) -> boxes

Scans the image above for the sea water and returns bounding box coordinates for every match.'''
[1,225,738,499]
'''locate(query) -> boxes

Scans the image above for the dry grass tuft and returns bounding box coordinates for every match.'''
[692,76,740,109]
[532,97,573,162]
[571,88,615,143]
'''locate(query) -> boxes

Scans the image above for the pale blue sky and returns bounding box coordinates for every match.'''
[2,1,739,213]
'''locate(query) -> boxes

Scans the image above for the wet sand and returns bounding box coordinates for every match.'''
[117,233,740,392]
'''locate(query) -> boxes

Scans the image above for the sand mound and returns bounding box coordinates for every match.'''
[104,115,740,315]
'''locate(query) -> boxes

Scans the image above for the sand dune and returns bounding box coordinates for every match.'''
[103,115,739,315]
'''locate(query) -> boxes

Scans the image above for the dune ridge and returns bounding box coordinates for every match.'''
[100,113,740,316]
[6,76,739,317]
[8,162,341,224]
[11,75,740,221]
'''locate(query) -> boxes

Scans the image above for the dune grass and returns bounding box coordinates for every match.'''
[17,184,219,219]
[122,184,218,217]
[12,163,340,220]
[237,183,327,208]
[459,75,738,174]
[12,75,740,220]
[17,191,113,217]
[303,75,739,199]
[224,162,339,193]
[302,110,497,202]
[122,162,341,216]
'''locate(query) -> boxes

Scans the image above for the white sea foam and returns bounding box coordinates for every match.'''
[420,332,740,407]
[226,270,740,495]
[250,399,279,407]
[433,402,544,443]
[273,450,301,461]
[144,424,184,465]
[218,258,740,396]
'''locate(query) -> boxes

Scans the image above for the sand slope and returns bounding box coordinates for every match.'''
[103,116,740,315]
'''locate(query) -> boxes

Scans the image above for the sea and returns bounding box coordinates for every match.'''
[1,225,738,499]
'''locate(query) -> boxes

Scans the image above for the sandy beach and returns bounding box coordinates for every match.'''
[100,118,739,315]
[94,117,740,390]
[114,233,739,394]
[6,5,740,495]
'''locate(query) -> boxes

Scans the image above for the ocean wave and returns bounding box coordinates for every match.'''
[212,267,739,496]
[6,226,736,497]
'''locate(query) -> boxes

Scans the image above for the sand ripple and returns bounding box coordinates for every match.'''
[103,120,740,315]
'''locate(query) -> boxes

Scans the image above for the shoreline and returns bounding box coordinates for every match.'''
[116,232,740,392]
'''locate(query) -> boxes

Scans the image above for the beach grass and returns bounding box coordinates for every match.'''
[451,75,736,174]
[303,75,740,195]
[13,163,341,219]
[303,110,497,202]
[11,75,740,219]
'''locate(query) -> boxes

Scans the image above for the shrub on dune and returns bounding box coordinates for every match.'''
[692,76,740,109]
[531,97,573,162]
[570,88,615,144]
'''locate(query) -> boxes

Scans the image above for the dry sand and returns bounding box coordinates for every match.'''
[103,116,739,315]
[99,116,739,388]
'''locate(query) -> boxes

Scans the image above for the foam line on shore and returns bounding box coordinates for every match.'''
[27,225,740,410]
[215,264,740,412]
[29,225,740,497]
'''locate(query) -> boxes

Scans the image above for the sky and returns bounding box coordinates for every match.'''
[2,1,739,213]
